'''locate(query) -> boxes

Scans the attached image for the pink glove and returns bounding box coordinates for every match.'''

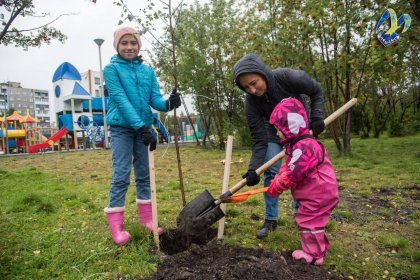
[267,176,283,198]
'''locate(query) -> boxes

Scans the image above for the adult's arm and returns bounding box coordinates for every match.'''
[245,97,268,171]
[282,69,324,121]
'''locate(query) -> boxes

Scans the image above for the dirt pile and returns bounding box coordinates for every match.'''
[147,242,341,280]
[142,230,342,280]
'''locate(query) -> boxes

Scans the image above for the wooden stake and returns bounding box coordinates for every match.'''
[217,135,234,240]
[148,148,160,251]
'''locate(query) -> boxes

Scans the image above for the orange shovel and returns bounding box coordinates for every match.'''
[224,187,268,203]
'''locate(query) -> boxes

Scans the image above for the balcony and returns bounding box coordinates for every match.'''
[36,111,49,117]
[34,99,49,105]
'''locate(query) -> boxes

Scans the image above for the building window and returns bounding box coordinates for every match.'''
[95,77,101,85]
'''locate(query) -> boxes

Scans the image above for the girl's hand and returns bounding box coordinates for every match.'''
[267,177,282,198]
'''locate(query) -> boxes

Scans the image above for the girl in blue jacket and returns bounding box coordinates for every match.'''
[103,27,180,245]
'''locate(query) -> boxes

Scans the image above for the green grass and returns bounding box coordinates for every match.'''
[377,234,409,250]
[0,134,419,279]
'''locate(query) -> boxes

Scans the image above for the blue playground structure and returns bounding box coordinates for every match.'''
[81,97,169,144]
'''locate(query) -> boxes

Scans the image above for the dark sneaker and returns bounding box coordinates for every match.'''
[256,219,277,239]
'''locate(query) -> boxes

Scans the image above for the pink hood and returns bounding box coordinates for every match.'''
[269,98,310,144]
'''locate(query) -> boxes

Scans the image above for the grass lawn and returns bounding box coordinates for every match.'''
[0,134,419,279]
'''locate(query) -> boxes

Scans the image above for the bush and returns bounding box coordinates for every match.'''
[235,125,252,147]
[388,112,420,137]
[388,116,406,137]
[409,112,420,134]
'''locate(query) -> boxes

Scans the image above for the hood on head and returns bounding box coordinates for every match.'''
[269,97,309,143]
[233,53,272,92]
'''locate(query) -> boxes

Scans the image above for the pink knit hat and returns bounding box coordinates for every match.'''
[113,27,141,51]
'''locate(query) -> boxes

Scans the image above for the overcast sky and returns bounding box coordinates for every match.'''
[0,0,196,117]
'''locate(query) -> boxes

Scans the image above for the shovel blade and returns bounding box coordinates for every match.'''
[177,190,225,237]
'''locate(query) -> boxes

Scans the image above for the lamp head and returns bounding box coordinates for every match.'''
[94,38,104,47]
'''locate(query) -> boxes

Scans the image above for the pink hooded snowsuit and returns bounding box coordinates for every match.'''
[268,97,339,260]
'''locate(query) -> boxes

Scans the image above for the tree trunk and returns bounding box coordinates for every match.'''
[168,0,186,206]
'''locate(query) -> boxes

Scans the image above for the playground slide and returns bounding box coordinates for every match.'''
[154,119,169,143]
[28,127,68,154]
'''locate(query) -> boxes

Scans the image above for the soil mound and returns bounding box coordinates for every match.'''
[147,242,341,280]
[143,229,342,280]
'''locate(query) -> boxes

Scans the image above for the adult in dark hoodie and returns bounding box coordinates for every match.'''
[233,53,325,239]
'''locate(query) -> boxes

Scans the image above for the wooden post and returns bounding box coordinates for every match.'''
[82,130,86,150]
[70,99,78,150]
[148,148,160,251]
[217,135,234,240]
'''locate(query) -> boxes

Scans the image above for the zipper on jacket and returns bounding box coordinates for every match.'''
[131,61,139,86]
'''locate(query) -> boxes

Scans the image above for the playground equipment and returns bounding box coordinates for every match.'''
[77,119,103,146]
[0,111,31,153]
[53,62,94,150]
[27,127,69,154]
[0,110,61,154]
[165,113,204,143]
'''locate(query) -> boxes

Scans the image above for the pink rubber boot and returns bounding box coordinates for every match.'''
[137,200,164,235]
[292,250,324,266]
[104,207,131,245]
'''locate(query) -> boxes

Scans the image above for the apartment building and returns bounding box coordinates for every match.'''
[0,82,51,128]
[80,69,103,97]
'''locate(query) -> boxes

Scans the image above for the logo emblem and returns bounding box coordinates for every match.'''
[376,8,411,47]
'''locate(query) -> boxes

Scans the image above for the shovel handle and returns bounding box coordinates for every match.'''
[215,98,357,204]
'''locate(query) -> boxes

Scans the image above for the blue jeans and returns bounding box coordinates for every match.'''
[263,142,283,221]
[108,126,151,208]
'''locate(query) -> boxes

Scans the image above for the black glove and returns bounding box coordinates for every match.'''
[242,169,260,186]
[167,88,181,110]
[310,118,325,137]
[138,127,157,151]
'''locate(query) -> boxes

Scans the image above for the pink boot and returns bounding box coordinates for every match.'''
[137,200,164,235]
[104,207,131,245]
[292,250,324,266]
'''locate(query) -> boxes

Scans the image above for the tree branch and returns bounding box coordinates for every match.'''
[157,0,168,7]
[173,0,185,14]
[118,0,172,52]
[0,1,27,43]
[5,13,77,33]
[147,29,172,52]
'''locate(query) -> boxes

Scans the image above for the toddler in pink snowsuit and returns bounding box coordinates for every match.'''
[267,97,339,266]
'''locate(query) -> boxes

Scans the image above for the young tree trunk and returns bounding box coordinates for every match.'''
[168,0,186,206]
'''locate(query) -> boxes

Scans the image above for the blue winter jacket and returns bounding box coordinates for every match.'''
[103,55,169,131]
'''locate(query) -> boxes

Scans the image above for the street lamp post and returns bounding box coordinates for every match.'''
[94,38,109,149]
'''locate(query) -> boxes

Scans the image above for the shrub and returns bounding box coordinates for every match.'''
[388,116,406,137]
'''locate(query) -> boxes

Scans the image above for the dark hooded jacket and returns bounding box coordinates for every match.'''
[233,53,324,170]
